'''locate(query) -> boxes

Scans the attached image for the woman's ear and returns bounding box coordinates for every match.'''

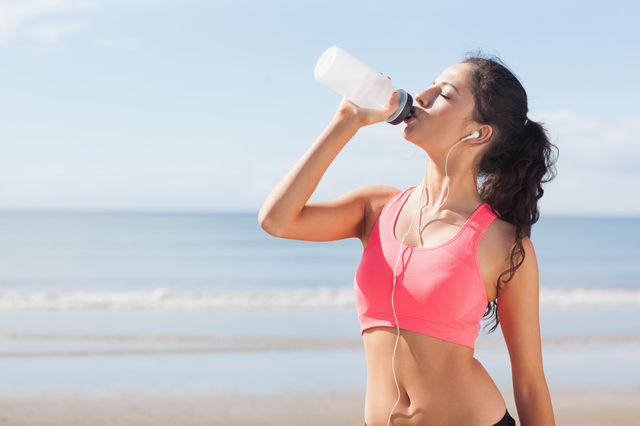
[471,125,492,144]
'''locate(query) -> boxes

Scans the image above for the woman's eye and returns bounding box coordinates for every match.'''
[440,93,451,100]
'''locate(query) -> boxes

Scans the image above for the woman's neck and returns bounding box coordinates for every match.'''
[420,153,482,212]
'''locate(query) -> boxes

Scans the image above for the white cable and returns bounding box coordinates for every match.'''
[386,136,466,426]
[386,185,423,426]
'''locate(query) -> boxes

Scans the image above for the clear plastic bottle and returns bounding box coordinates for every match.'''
[314,46,413,125]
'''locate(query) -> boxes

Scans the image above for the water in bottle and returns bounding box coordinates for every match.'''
[314,46,413,125]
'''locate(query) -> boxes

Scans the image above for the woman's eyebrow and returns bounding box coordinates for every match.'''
[443,81,460,94]
[433,80,460,94]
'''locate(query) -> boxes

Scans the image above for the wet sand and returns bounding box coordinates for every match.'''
[0,387,638,425]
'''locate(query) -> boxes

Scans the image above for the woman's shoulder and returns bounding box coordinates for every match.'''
[357,185,403,220]
[345,184,402,208]
[355,185,402,244]
[479,217,518,282]
[484,216,536,254]
[483,216,537,258]
[485,215,516,246]
[362,184,403,204]
[480,215,538,282]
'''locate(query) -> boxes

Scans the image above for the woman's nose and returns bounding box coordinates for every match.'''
[415,90,431,109]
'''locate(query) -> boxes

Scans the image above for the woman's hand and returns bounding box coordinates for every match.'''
[334,91,401,128]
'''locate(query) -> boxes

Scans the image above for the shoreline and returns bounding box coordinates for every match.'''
[0,387,638,426]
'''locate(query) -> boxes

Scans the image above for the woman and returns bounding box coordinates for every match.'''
[259,55,556,425]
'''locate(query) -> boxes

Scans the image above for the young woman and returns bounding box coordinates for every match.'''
[259,55,556,426]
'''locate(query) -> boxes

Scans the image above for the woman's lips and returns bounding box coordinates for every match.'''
[404,106,418,124]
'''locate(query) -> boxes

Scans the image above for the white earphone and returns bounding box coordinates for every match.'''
[459,130,480,142]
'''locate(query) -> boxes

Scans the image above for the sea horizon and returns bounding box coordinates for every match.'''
[0,208,639,219]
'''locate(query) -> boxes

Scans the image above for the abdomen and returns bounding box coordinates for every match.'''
[362,328,506,425]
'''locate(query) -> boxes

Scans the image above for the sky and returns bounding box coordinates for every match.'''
[0,0,638,216]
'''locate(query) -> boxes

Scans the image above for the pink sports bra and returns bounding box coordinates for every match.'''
[354,187,497,349]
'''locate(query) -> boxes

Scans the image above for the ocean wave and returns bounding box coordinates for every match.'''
[0,288,355,310]
[539,287,640,307]
[0,287,639,310]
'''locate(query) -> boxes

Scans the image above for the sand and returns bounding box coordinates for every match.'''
[0,387,638,425]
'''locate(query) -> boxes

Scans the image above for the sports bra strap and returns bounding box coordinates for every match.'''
[466,204,497,247]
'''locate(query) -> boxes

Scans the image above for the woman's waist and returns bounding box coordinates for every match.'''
[365,350,495,393]
[362,328,506,423]
[364,361,506,425]
[367,355,501,397]
[363,326,479,372]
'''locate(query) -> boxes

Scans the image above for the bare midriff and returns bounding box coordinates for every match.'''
[363,327,507,426]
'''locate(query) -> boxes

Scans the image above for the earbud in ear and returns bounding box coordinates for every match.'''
[459,131,480,142]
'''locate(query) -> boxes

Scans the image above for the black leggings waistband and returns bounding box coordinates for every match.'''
[495,409,516,426]
[365,409,515,426]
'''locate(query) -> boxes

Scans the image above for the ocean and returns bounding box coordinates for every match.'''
[0,211,639,395]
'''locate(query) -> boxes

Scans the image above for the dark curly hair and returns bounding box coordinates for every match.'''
[463,55,558,331]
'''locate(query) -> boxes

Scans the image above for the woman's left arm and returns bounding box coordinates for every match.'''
[498,237,555,426]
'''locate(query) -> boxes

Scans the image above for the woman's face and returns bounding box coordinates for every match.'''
[403,62,478,151]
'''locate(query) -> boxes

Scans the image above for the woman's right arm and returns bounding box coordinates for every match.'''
[258,96,399,242]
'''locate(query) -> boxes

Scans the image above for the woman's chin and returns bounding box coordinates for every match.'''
[402,126,419,143]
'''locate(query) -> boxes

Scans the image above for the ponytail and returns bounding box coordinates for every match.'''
[464,55,558,331]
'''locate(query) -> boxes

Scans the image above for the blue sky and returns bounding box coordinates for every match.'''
[1,0,638,216]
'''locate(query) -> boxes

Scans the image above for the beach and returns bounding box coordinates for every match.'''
[1,314,639,425]
[1,385,639,425]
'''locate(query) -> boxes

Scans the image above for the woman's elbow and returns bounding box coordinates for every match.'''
[257,206,287,238]
[257,207,275,235]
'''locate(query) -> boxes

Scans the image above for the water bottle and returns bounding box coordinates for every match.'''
[313,46,413,125]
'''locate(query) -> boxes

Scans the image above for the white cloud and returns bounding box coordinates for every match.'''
[0,159,256,211]
[97,36,140,50]
[532,110,640,216]
[29,21,85,43]
[96,36,114,48]
[123,38,139,49]
[0,0,96,46]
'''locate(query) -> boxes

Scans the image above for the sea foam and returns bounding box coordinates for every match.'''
[0,287,639,310]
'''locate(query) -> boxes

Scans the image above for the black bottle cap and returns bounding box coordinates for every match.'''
[387,90,413,125]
